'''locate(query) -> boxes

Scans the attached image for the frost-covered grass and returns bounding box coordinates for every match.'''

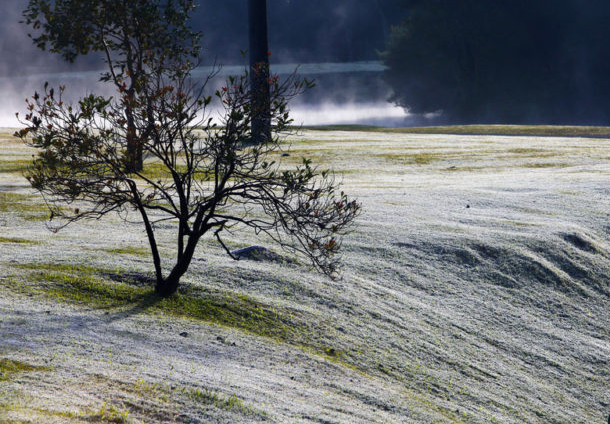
[1,127,609,423]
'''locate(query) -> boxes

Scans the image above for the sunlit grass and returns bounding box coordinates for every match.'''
[0,237,40,244]
[0,192,50,221]
[136,162,213,181]
[303,124,610,137]
[101,246,149,256]
[0,159,31,174]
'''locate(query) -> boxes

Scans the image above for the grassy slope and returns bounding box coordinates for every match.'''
[0,127,609,423]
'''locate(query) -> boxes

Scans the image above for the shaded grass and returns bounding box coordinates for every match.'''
[7,264,362,397]
[13,263,304,343]
[9,262,352,374]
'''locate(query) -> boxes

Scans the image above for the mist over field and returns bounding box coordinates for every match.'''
[0,0,408,127]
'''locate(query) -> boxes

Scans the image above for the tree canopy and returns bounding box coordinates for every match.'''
[17,0,359,297]
[381,0,610,124]
[22,0,200,171]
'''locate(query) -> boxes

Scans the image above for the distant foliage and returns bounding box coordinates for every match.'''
[381,0,610,124]
[22,0,199,64]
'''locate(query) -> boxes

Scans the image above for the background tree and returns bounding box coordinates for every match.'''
[248,0,271,144]
[22,0,200,172]
[15,44,359,298]
[381,0,610,124]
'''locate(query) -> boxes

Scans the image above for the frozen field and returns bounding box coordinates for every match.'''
[1,127,609,423]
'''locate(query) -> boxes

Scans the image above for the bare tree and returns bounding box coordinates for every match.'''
[15,57,360,297]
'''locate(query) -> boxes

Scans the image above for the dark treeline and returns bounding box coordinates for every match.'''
[193,0,404,64]
[381,0,610,124]
[0,0,404,76]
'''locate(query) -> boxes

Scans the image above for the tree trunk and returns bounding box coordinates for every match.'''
[125,113,143,172]
[154,233,199,297]
[248,0,271,144]
[155,269,183,297]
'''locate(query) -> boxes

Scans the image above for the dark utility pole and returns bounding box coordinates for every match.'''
[248,0,271,144]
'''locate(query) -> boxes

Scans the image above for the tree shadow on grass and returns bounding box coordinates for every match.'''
[104,292,163,323]
[98,270,164,322]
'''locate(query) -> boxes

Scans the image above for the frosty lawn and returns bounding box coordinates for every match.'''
[1,127,609,423]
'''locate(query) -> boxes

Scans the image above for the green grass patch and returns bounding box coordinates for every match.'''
[16,262,119,275]
[187,387,259,415]
[102,246,150,256]
[0,192,50,221]
[0,159,31,174]
[444,166,489,172]
[0,358,49,381]
[505,148,546,155]
[522,162,569,169]
[299,124,382,132]
[88,374,265,419]
[375,152,442,165]
[0,237,40,245]
[285,149,450,165]
[14,263,145,307]
[136,162,213,181]
[24,407,81,421]
[87,402,131,423]
[164,290,298,339]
